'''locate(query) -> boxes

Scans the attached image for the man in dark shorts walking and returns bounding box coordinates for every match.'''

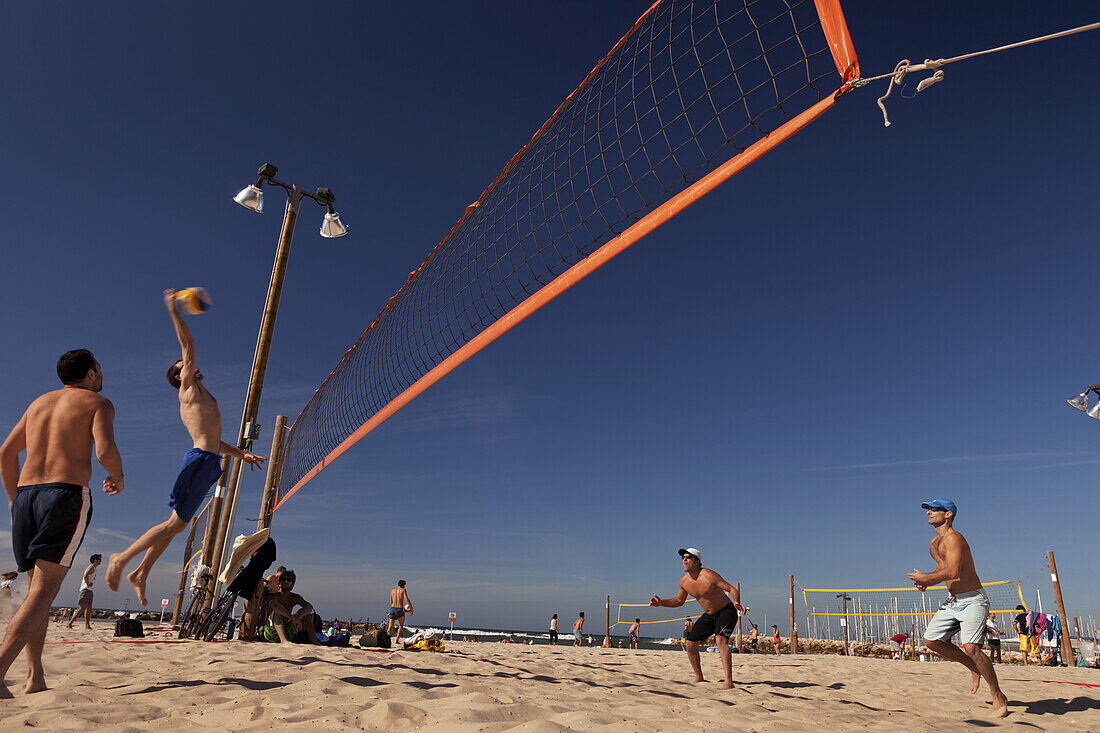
[107,290,264,605]
[0,349,123,697]
[651,547,748,689]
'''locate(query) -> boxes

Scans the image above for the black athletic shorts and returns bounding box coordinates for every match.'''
[11,483,92,572]
[685,602,738,642]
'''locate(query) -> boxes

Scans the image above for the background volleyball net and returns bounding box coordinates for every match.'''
[273,0,859,508]
[801,581,1027,642]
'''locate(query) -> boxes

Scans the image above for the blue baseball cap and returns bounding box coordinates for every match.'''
[921,499,957,516]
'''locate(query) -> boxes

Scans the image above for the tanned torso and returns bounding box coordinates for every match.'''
[930,529,982,595]
[680,569,731,614]
[18,388,111,487]
[390,587,408,608]
[178,381,221,454]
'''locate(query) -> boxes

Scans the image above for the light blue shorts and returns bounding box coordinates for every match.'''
[923,590,989,646]
[573,629,581,640]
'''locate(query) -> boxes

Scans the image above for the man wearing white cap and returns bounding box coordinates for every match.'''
[650,547,747,690]
[907,499,1008,718]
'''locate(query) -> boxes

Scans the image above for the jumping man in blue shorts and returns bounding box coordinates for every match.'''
[651,547,748,689]
[908,499,1008,718]
[107,290,264,605]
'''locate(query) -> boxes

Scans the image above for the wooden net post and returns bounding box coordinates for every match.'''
[240,415,287,640]
[200,454,234,612]
[789,574,798,654]
[736,582,743,650]
[1048,551,1075,665]
[169,516,200,625]
[604,595,611,648]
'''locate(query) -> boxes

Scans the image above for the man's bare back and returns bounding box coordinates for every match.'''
[14,390,120,491]
[390,586,409,609]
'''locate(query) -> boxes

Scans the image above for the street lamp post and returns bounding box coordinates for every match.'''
[837,593,852,655]
[207,163,349,597]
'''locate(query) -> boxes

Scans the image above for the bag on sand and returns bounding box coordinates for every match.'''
[359,629,391,649]
[114,618,145,638]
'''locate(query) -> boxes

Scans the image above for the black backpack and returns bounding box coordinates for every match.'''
[359,629,391,649]
[114,618,144,638]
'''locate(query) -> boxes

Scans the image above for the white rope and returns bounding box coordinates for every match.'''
[850,20,1100,127]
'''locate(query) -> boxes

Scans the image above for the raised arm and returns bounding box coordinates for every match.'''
[92,399,124,495]
[0,413,28,503]
[164,289,197,383]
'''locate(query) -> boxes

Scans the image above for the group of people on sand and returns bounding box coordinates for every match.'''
[0,288,1013,718]
[0,291,264,697]
[646,498,1008,718]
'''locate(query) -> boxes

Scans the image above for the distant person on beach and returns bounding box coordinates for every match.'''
[264,570,319,644]
[549,613,558,644]
[985,612,1002,663]
[1014,605,1036,665]
[0,572,18,622]
[67,554,101,630]
[680,618,693,651]
[0,349,123,698]
[771,625,781,655]
[573,612,584,646]
[907,499,1007,718]
[628,619,640,649]
[890,632,909,660]
[748,622,759,652]
[386,580,413,644]
[107,291,264,605]
[650,547,748,690]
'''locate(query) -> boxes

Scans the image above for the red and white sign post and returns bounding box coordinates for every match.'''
[160,598,169,624]
[448,612,457,640]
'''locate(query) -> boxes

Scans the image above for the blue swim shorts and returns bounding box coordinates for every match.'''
[388,606,405,620]
[11,483,92,572]
[168,448,223,522]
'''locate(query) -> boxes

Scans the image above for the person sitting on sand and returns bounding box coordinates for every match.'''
[628,618,640,649]
[107,291,264,605]
[907,499,1007,718]
[651,547,748,690]
[264,570,319,644]
[573,612,584,646]
[67,554,100,630]
[386,580,413,645]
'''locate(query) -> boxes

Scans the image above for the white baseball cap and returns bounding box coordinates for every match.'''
[678,547,702,562]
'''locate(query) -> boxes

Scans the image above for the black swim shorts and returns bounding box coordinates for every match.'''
[685,602,738,642]
[11,483,92,572]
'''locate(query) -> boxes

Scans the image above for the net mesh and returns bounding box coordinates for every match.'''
[802,581,1027,641]
[277,0,850,505]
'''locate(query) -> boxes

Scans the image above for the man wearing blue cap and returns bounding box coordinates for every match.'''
[908,500,1008,718]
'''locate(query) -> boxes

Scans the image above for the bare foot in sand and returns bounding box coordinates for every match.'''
[127,568,148,606]
[0,682,12,699]
[106,553,126,592]
[721,681,734,690]
[25,674,47,694]
[990,692,1008,718]
[693,675,706,684]
[969,671,981,694]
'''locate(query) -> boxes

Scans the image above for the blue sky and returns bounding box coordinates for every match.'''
[1,1,1098,635]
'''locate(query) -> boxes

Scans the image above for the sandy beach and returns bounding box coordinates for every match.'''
[0,621,1096,730]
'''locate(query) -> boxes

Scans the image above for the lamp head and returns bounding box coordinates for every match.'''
[233,183,264,213]
[1067,391,1090,412]
[320,206,349,238]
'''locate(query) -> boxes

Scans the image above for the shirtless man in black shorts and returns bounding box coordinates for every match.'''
[107,290,263,605]
[0,349,123,697]
[651,547,748,690]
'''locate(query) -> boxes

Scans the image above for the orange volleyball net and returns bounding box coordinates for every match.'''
[274,0,859,509]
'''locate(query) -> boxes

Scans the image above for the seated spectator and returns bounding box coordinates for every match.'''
[264,570,319,644]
